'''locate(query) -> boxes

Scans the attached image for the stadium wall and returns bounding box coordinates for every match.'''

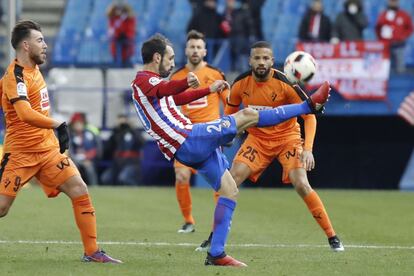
[245,116,414,189]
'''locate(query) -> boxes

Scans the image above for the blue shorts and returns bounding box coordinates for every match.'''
[175,116,237,191]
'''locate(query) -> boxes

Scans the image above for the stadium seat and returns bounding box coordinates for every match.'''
[48,68,104,127]
[105,68,142,128]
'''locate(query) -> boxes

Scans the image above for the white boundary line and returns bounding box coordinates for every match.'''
[0,240,413,250]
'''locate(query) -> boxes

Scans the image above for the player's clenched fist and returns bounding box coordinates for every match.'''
[187,72,200,88]
[209,80,230,93]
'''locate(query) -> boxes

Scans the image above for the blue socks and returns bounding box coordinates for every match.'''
[257,102,311,127]
[209,197,236,257]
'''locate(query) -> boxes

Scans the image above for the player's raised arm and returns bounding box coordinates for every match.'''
[173,80,229,105]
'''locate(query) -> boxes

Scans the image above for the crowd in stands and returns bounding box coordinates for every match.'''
[67,112,144,186]
[45,0,414,73]
[95,0,414,73]
[107,1,136,67]
[298,0,413,72]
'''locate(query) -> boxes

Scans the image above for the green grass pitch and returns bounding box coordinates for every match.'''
[0,185,413,275]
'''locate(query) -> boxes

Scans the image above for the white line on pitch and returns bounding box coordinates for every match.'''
[0,240,413,250]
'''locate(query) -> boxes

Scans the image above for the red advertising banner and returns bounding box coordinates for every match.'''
[297,41,390,100]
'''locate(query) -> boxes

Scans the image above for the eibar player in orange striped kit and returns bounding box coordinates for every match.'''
[0,21,121,263]
[170,30,228,233]
[197,41,344,252]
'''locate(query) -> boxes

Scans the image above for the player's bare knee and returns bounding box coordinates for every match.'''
[175,169,190,184]
[59,176,89,199]
[240,107,259,121]
[0,205,10,218]
[228,186,239,200]
[233,108,259,132]
[230,172,244,187]
[293,179,313,197]
[221,185,239,200]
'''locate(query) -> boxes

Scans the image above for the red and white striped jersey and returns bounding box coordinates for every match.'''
[131,71,193,160]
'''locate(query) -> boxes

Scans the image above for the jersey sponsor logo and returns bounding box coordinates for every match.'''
[40,87,50,111]
[187,96,208,109]
[149,77,162,86]
[16,82,28,97]
[247,105,273,111]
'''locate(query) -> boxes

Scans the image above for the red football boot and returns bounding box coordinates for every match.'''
[308,81,331,113]
[205,252,247,267]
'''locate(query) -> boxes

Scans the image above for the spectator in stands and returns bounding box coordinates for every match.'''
[0,2,3,24]
[298,0,332,42]
[375,0,413,73]
[243,0,265,40]
[187,0,225,61]
[101,115,144,186]
[188,0,203,12]
[107,2,136,67]
[69,112,100,186]
[331,0,368,43]
[223,0,255,72]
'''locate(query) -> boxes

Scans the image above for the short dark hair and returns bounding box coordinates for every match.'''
[141,33,171,64]
[251,41,272,50]
[186,30,205,42]
[11,20,42,50]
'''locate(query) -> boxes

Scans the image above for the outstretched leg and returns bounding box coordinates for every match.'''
[232,81,331,133]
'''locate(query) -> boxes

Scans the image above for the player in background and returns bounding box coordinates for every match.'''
[197,41,344,252]
[0,21,121,263]
[131,33,331,267]
[170,30,228,234]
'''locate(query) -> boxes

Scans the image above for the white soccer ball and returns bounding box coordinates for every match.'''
[283,51,317,84]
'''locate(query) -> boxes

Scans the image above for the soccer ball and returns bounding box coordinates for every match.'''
[283,51,316,84]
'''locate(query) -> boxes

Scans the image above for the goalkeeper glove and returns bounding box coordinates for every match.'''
[56,122,69,153]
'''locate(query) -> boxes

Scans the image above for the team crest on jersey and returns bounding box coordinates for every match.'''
[16,82,28,97]
[221,119,231,128]
[149,77,162,86]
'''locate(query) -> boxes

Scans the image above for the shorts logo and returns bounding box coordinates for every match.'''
[149,77,162,86]
[285,149,296,160]
[17,82,28,97]
[3,177,11,188]
[221,119,231,128]
[56,158,70,170]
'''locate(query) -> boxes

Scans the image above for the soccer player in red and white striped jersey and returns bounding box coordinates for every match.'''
[131,33,331,267]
